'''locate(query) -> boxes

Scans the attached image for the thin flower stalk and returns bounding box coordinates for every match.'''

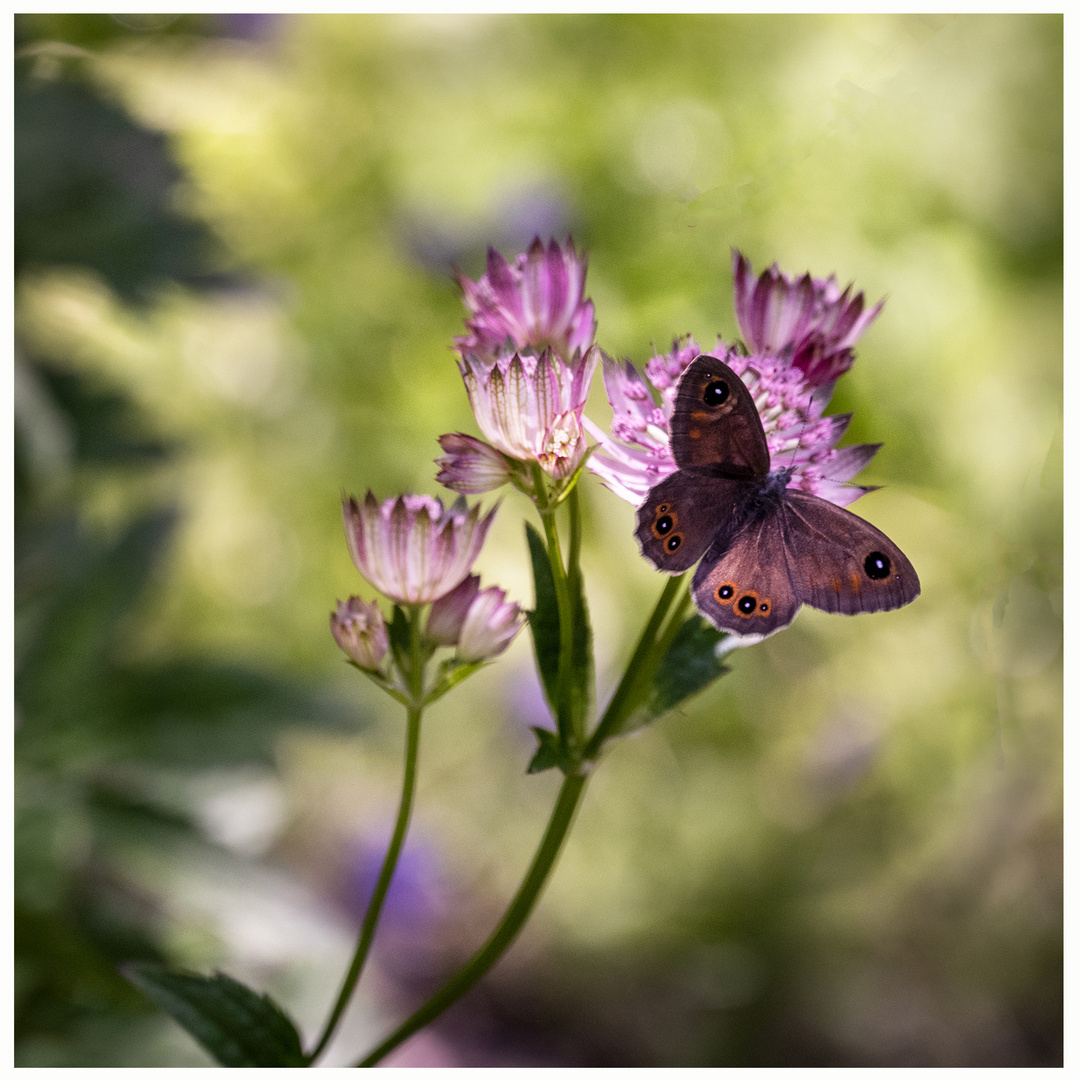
[309,607,427,1064]
[532,464,579,748]
[354,572,691,1067]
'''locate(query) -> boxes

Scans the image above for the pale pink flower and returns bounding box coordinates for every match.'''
[457,585,524,662]
[331,596,389,671]
[732,249,884,387]
[459,347,598,480]
[455,237,596,364]
[343,492,497,605]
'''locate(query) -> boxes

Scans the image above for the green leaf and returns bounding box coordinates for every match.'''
[526,726,572,774]
[625,616,730,735]
[16,509,178,728]
[423,658,486,706]
[525,523,559,714]
[566,563,594,733]
[123,965,307,1067]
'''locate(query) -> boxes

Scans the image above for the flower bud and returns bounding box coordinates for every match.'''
[425,574,480,646]
[331,596,389,670]
[436,433,516,494]
[457,585,524,663]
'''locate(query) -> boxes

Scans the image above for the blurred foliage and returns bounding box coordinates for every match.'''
[14,16,357,1066]
[13,13,1061,1067]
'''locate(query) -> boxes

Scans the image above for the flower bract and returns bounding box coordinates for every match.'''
[343,492,497,605]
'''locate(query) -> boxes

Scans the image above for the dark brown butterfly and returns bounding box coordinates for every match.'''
[635,354,920,638]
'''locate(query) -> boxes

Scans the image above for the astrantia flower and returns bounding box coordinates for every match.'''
[435,433,519,495]
[732,249,884,387]
[455,237,596,364]
[588,316,882,510]
[459,347,598,480]
[331,596,389,671]
[457,585,524,662]
[343,492,497,605]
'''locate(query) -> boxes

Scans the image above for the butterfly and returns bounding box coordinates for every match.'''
[635,354,920,638]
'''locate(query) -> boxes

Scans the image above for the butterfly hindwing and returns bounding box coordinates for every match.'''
[691,512,801,636]
[635,470,748,574]
[671,355,770,476]
[779,490,921,615]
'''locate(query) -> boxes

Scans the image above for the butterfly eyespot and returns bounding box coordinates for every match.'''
[653,513,675,538]
[715,582,737,604]
[657,504,668,514]
[665,533,682,552]
[736,593,758,616]
[864,551,891,580]
[759,601,769,613]
[703,379,730,407]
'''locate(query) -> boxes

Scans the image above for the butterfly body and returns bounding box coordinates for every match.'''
[635,355,919,637]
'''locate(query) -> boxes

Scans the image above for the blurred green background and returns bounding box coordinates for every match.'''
[14,13,1061,1067]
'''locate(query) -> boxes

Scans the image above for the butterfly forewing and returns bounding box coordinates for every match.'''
[779,491,920,615]
[636,471,748,574]
[671,355,770,477]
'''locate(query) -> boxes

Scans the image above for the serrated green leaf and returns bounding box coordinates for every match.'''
[526,726,571,774]
[525,523,559,714]
[624,616,730,735]
[123,965,307,1067]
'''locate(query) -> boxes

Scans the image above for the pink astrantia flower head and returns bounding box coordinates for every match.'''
[457,584,524,663]
[343,492,497,605]
[459,346,598,480]
[455,237,596,364]
[732,249,884,387]
[587,333,880,510]
[331,596,389,671]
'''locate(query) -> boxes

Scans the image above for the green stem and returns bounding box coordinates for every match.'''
[565,486,585,744]
[533,465,576,748]
[567,485,582,584]
[584,573,687,758]
[308,610,427,1064]
[354,770,589,1068]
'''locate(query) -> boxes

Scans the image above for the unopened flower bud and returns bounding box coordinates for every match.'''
[331,596,389,670]
[457,586,524,662]
[436,433,516,494]
[425,574,480,646]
